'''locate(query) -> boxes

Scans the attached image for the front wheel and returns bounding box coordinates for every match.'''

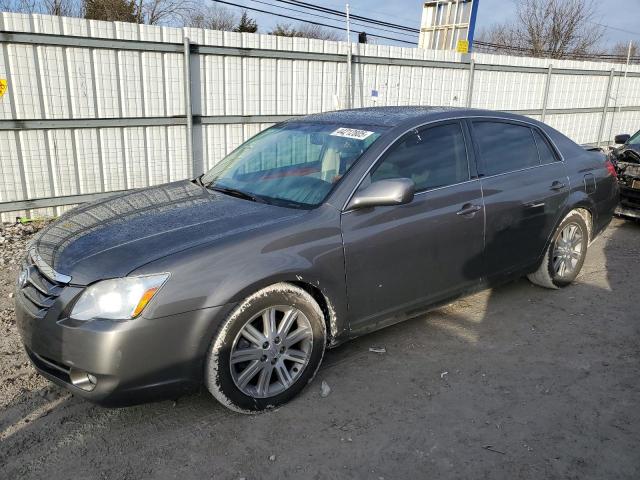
[527,211,589,289]
[205,283,326,413]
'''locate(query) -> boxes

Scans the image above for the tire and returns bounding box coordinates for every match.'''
[527,211,589,289]
[205,283,326,413]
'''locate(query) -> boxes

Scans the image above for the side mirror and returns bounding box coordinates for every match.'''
[348,178,415,210]
[614,134,630,145]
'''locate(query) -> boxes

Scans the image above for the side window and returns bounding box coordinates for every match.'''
[473,121,540,176]
[369,122,469,192]
[532,129,559,164]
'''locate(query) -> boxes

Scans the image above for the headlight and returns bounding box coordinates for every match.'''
[70,273,169,321]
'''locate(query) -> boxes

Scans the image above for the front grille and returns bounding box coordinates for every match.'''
[18,252,66,319]
[620,185,640,209]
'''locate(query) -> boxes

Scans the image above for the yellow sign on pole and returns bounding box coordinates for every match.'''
[0,79,7,98]
[456,40,469,54]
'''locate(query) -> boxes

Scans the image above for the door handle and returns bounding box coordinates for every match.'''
[550,181,566,191]
[456,204,482,217]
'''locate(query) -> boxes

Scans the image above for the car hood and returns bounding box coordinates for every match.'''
[31,180,305,285]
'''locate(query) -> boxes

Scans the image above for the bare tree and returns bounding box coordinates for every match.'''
[1,0,190,24]
[140,0,194,25]
[0,0,39,13]
[294,23,339,41]
[270,22,340,41]
[610,40,638,59]
[43,0,80,16]
[0,0,79,15]
[269,23,294,37]
[184,4,237,31]
[478,0,604,59]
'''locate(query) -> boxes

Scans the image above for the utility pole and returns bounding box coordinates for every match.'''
[345,3,352,109]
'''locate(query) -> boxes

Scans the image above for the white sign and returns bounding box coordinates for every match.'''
[330,127,375,140]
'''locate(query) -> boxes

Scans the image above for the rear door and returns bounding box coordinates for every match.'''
[470,119,570,278]
[341,121,485,332]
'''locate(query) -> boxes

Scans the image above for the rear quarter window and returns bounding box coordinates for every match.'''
[532,129,559,164]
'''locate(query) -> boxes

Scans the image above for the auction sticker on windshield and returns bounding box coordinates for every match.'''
[330,127,375,140]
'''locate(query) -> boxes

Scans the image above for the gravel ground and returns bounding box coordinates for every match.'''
[0,218,639,479]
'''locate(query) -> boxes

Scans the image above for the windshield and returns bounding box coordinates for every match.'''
[201,122,385,208]
[629,130,640,145]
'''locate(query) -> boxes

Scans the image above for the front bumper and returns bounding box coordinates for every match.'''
[615,205,640,219]
[15,266,234,406]
[616,185,640,219]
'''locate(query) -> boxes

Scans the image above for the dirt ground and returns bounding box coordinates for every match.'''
[0,218,639,479]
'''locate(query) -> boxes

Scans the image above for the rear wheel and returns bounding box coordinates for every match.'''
[527,212,589,289]
[205,283,326,413]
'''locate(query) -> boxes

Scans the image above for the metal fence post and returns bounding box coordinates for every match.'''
[183,36,194,175]
[31,43,58,215]
[541,64,553,122]
[597,68,615,147]
[466,58,475,108]
[345,4,352,109]
[184,36,203,177]
[608,46,631,143]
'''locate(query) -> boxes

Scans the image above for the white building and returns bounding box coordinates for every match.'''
[418,0,479,51]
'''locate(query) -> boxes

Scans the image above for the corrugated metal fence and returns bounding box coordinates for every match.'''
[1,12,640,220]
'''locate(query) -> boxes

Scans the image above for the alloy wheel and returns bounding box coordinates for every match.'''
[552,222,584,277]
[229,306,313,398]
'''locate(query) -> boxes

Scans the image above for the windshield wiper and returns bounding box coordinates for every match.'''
[192,174,205,187]
[262,197,309,209]
[207,185,265,203]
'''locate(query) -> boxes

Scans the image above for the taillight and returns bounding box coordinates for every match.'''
[605,159,617,178]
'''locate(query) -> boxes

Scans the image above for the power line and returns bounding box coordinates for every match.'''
[210,0,417,44]
[248,0,418,40]
[253,0,418,39]
[590,22,640,39]
[299,0,421,27]
[474,40,640,63]
[274,0,420,34]
[274,1,639,53]
[282,0,421,34]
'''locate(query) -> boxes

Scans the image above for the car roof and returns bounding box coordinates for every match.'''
[293,106,534,129]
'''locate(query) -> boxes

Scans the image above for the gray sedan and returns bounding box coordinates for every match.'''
[15,107,619,412]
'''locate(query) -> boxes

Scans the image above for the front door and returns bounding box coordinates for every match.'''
[341,121,485,332]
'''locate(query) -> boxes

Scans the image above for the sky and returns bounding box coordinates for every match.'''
[213,0,640,50]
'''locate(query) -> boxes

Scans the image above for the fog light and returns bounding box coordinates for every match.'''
[69,368,98,392]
